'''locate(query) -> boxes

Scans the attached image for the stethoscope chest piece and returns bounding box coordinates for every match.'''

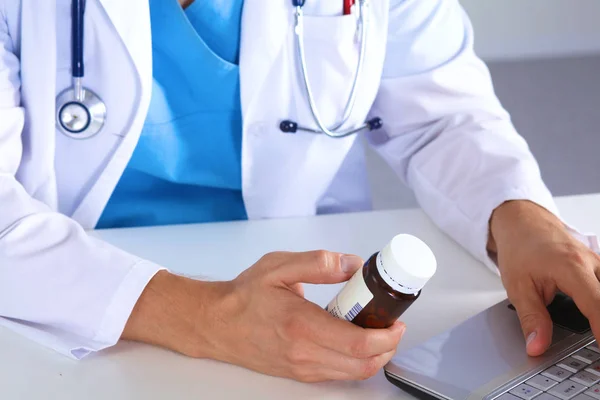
[56,0,107,140]
[56,87,106,139]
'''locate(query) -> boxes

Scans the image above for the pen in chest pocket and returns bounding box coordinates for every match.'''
[343,0,356,15]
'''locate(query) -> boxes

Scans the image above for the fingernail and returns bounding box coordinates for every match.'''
[341,255,363,274]
[398,324,407,338]
[526,331,537,347]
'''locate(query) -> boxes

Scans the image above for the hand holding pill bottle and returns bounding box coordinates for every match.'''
[326,234,437,328]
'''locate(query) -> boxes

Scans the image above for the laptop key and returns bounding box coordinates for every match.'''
[549,381,587,399]
[571,370,600,386]
[585,384,600,399]
[572,395,596,400]
[589,343,600,354]
[535,394,562,400]
[586,362,600,377]
[559,357,589,373]
[574,349,600,364]
[544,366,575,382]
[497,394,522,400]
[509,383,542,399]
[527,374,559,391]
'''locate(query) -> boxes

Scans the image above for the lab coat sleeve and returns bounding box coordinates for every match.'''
[0,16,164,358]
[369,0,565,271]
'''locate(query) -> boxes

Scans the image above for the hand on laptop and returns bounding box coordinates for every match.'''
[489,200,600,357]
[123,251,406,382]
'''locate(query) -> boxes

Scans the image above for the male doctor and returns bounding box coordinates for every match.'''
[1,0,600,383]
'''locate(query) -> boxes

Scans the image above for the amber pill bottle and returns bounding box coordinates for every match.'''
[326,234,437,329]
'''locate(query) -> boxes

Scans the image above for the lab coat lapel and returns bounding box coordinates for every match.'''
[239,0,289,117]
[97,0,153,90]
[71,0,153,228]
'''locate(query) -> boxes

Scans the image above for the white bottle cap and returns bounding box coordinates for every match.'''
[376,234,437,294]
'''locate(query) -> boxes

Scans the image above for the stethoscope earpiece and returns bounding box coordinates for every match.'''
[56,0,107,140]
[367,117,383,131]
[280,120,298,134]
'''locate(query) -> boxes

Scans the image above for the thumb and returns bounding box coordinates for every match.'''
[511,290,553,357]
[275,251,364,285]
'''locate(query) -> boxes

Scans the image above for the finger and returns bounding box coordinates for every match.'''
[508,280,553,356]
[288,304,405,358]
[288,367,348,383]
[272,250,364,285]
[318,310,405,358]
[287,345,396,382]
[334,348,397,381]
[561,269,600,344]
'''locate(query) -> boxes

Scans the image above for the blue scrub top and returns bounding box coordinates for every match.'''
[98,0,247,228]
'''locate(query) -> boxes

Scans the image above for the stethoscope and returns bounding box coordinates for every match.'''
[56,0,106,139]
[279,0,383,138]
[56,0,380,140]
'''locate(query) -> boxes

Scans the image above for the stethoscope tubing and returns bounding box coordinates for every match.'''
[72,0,86,102]
[72,0,86,79]
[282,0,383,138]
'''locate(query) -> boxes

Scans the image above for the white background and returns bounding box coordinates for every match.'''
[461,0,600,61]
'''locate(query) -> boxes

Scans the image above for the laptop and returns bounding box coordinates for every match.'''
[384,293,600,400]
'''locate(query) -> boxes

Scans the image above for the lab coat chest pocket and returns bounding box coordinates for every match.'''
[290,14,363,128]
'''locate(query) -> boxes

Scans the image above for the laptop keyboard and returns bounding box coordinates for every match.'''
[497,342,600,400]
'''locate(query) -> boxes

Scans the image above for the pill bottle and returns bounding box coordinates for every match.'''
[326,234,437,329]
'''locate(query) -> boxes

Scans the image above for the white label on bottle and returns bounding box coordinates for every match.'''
[326,268,374,322]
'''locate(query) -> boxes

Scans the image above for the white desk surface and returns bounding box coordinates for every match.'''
[2,194,600,400]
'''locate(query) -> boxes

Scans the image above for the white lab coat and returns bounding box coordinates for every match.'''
[0,0,582,358]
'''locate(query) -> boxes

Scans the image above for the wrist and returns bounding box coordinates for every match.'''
[488,200,565,253]
[122,270,234,358]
